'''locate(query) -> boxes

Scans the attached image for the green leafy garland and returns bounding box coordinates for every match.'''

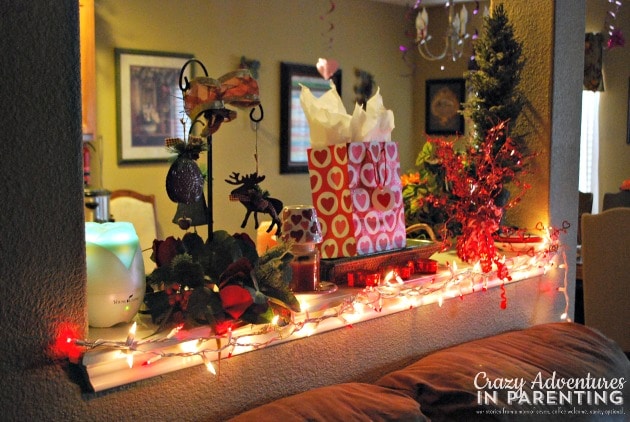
[402,142,458,236]
[143,230,299,334]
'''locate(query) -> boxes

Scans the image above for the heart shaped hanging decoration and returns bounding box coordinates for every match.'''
[316,57,339,80]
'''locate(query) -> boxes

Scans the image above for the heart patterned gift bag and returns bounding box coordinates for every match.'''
[308,140,406,258]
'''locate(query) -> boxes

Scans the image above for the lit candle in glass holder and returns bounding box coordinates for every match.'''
[280,205,323,292]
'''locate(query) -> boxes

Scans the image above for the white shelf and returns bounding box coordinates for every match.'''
[81,249,555,392]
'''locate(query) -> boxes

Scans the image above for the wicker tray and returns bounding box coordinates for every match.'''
[320,239,443,284]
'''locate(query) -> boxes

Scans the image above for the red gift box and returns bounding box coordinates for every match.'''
[347,270,380,287]
[415,258,438,274]
[308,141,406,258]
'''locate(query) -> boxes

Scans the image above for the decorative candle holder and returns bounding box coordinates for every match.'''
[280,205,323,244]
[85,222,145,327]
[280,205,323,292]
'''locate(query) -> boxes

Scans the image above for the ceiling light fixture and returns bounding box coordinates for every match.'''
[415,1,473,61]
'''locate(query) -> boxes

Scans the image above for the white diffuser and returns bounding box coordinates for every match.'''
[85,222,145,327]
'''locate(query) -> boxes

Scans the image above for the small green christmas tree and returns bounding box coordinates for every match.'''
[463,4,525,148]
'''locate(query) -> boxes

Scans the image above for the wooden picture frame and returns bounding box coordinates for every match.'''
[425,78,465,135]
[280,62,342,174]
[115,49,194,164]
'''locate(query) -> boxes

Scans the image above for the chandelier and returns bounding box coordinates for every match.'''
[415,1,470,61]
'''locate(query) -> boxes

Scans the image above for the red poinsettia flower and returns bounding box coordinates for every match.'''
[151,236,184,267]
[219,257,253,288]
[219,284,253,320]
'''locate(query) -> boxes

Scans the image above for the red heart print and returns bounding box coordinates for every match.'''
[384,212,396,229]
[385,143,397,160]
[393,232,406,248]
[334,218,347,234]
[342,190,353,212]
[367,216,378,231]
[330,169,342,188]
[357,238,373,254]
[361,165,376,186]
[334,145,347,162]
[324,243,337,258]
[369,143,382,160]
[376,192,392,208]
[349,144,364,162]
[343,240,357,257]
[290,229,304,241]
[377,237,389,251]
[313,149,329,166]
[321,197,335,212]
[354,191,369,210]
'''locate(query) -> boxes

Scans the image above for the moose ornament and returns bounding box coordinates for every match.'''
[226,171,283,234]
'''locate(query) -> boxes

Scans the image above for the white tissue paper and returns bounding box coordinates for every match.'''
[300,82,395,148]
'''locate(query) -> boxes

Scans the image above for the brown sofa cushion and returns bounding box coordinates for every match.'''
[227,382,428,422]
[375,322,630,421]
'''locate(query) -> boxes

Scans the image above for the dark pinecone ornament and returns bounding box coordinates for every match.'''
[165,136,207,204]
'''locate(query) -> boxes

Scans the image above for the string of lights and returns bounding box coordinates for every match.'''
[68,223,569,391]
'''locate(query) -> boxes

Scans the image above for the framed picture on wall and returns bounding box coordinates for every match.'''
[425,78,465,135]
[280,62,342,174]
[116,49,194,164]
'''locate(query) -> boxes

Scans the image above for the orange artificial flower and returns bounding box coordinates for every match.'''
[401,172,420,187]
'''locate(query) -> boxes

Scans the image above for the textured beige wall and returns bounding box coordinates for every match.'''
[495,0,555,231]
[586,0,630,209]
[0,1,583,421]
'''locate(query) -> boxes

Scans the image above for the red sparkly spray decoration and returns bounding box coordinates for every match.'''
[422,121,532,273]
[500,283,508,309]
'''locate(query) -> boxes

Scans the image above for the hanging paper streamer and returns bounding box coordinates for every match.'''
[604,0,625,49]
[398,0,422,75]
[316,1,339,80]
[320,0,336,52]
